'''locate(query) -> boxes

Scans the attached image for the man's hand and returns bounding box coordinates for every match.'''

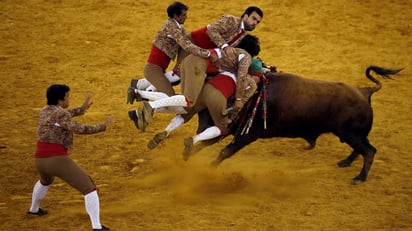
[209,53,218,64]
[222,46,237,65]
[234,99,244,111]
[81,93,93,111]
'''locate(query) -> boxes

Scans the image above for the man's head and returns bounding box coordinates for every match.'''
[242,6,263,31]
[248,58,264,78]
[236,34,260,57]
[247,58,264,88]
[46,84,70,108]
[167,2,188,24]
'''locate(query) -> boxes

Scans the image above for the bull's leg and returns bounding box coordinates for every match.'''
[344,135,377,184]
[210,134,258,167]
[337,150,359,167]
[303,135,317,150]
[210,143,238,167]
[354,141,376,185]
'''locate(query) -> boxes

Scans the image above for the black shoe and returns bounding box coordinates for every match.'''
[147,131,168,149]
[92,225,111,231]
[183,137,194,161]
[27,208,48,216]
[128,110,145,132]
[126,87,135,104]
[141,101,154,124]
[130,78,139,88]
[126,87,142,104]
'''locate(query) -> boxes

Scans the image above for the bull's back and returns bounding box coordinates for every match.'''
[259,72,373,137]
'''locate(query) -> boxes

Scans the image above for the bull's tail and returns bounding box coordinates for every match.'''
[364,65,403,94]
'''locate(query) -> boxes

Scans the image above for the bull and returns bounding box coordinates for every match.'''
[190,65,401,185]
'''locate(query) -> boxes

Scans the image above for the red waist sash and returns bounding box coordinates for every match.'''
[35,141,68,158]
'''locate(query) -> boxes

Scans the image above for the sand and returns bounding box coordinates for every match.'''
[0,0,411,230]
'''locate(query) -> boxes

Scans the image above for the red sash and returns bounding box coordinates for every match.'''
[207,74,236,98]
[191,26,217,49]
[147,44,171,70]
[35,141,68,158]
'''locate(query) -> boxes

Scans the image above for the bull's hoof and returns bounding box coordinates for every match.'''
[351,176,366,185]
[304,144,315,150]
[337,159,352,168]
[303,142,315,150]
[182,137,193,161]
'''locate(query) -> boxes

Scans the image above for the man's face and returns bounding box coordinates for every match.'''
[243,11,262,31]
[174,10,188,25]
[59,92,70,109]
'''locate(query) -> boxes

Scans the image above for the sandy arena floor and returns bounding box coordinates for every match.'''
[0,0,411,230]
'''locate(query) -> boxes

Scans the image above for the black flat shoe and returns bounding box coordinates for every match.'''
[27,208,48,216]
[92,225,111,231]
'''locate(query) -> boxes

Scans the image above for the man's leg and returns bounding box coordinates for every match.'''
[180,55,207,107]
[144,63,175,96]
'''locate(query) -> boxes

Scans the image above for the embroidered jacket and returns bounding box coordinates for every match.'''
[212,48,252,101]
[37,105,106,150]
[153,18,210,60]
[206,15,245,48]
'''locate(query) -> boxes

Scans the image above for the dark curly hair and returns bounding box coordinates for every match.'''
[46,84,70,105]
[167,2,188,18]
[236,34,260,57]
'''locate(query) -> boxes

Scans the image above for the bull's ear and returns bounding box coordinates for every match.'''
[262,65,277,73]
[261,60,277,73]
[270,66,277,73]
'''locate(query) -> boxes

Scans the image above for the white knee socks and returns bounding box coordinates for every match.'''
[165,115,185,133]
[164,71,181,83]
[149,95,187,109]
[192,126,221,144]
[136,78,151,90]
[84,190,102,229]
[137,90,168,101]
[29,180,49,213]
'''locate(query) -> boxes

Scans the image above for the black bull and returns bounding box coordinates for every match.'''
[195,65,401,185]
